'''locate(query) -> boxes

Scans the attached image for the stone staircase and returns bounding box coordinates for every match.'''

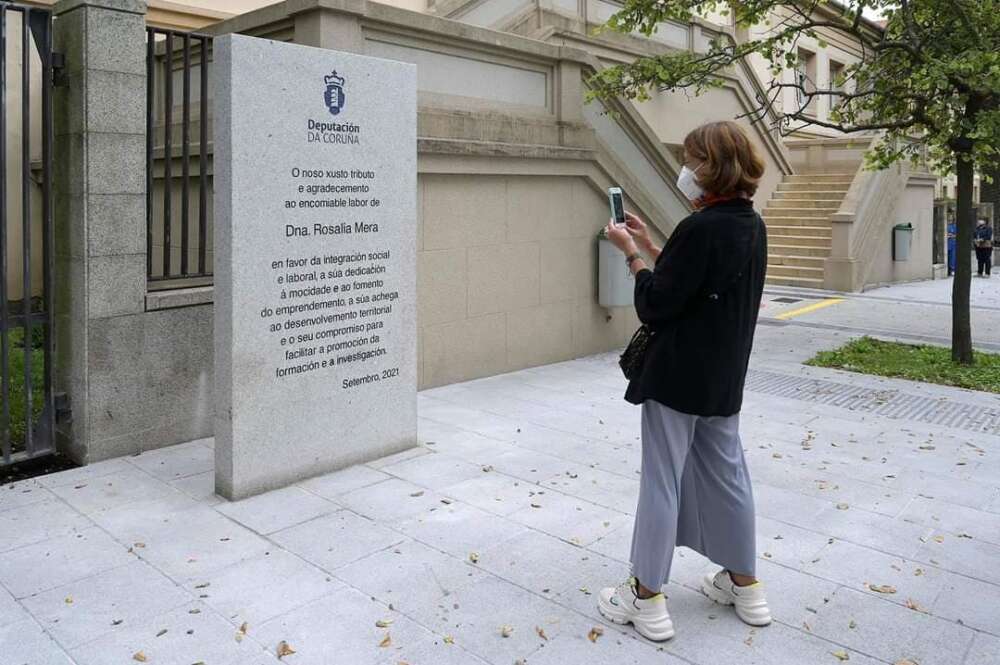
[762,173,854,288]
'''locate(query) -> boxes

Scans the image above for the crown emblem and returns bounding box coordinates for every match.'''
[324,71,345,87]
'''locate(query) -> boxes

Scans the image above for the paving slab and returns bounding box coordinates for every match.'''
[271,510,406,572]
[215,486,338,535]
[254,591,434,665]
[0,499,88,553]
[808,586,976,665]
[180,549,339,628]
[0,616,76,665]
[0,527,133,599]
[21,560,192,649]
[125,440,214,481]
[68,600,272,665]
[333,538,488,616]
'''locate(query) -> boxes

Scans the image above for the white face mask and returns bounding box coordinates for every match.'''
[677,165,705,202]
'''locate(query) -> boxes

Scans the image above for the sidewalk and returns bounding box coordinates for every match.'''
[2,324,999,665]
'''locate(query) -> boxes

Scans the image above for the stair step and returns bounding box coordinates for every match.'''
[763,216,833,227]
[766,225,832,238]
[768,199,842,210]
[769,244,831,257]
[772,192,846,202]
[767,264,825,278]
[767,254,826,268]
[785,174,854,184]
[777,183,852,193]
[764,207,836,218]
[767,234,832,248]
[765,274,826,288]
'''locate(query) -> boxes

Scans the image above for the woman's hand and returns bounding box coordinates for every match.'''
[623,211,653,252]
[605,219,639,256]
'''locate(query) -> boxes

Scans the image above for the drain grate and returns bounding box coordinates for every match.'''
[745,370,1000,436]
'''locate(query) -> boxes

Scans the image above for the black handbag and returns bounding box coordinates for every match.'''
[619,324,653,381]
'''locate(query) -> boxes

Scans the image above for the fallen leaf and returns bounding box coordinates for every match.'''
[536,626,548,641]
[194,582,210,589]
[832,650,850,661]
[836,503,850,510]
[530,503,542,509]
[156,629,167,637]
[469,552,479,564]
[587,626,604,642]
[867,584,897,594]
[763,551,773,559]
[893,660,919,665]
[409,491,424,498]
[957,533,973,539]
[379,633,392,648]
[443,636,455,644]
[914,568,924,577]
[111,619,123,626]
[803,621,811,632]
[579,587,591,595]
[376,619,393,628]
[64,597,73,604]
[132,653,147,663]
[500,625,514,638]
[849,619,857,629]
[481,465,494,473]
[933,535,945,543]
[904,599,927,613]
[133,542,146,549]
[772,453,783,459]
[239,622,248,635]
[277,641,296,659]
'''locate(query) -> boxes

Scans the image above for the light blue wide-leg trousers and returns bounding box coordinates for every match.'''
[630,399,757,590]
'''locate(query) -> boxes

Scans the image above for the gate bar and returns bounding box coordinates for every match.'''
[39,5,55,457]
[180,33,190,275]
[162,31,173,278]
[1,6,9,464]
[146,28,154,278]
[21,9,33,456]
[198,36,208,275]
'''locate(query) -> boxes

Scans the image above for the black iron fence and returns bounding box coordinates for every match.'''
[1,1,54,466]
[146,27,213,286]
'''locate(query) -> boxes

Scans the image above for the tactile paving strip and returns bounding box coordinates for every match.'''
[745,370,1000,435]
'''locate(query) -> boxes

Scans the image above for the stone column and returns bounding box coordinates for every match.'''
[52,0,147,462]
[289,0,366,52]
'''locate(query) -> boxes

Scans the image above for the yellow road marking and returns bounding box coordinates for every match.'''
[774,297,845,321]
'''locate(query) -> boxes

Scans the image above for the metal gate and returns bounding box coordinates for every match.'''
[1,2,54,467]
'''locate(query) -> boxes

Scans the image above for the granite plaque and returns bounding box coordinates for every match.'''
[214,35,417,500]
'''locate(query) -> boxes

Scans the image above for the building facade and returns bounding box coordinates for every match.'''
[2,0,939,466]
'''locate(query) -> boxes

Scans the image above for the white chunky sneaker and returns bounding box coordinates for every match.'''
[701,570,772,626]
[598,578,675,641]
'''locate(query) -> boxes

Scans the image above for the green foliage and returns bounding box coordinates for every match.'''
[807,336,1000,393]
[4,328,45,453]
[587,0,1000,175]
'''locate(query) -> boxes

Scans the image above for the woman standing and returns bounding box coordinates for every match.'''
[597,121,770,641]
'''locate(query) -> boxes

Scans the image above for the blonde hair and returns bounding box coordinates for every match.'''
[682,121,765,197]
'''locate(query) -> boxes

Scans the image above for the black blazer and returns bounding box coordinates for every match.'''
[625,198,767,416]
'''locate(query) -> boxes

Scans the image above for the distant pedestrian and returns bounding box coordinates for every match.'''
[975,218,993,277]
[947,218,957,276]
[599,121,771,641]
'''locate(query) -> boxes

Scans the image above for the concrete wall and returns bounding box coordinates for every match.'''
[864,175,938,288]
[419,173,638,387]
